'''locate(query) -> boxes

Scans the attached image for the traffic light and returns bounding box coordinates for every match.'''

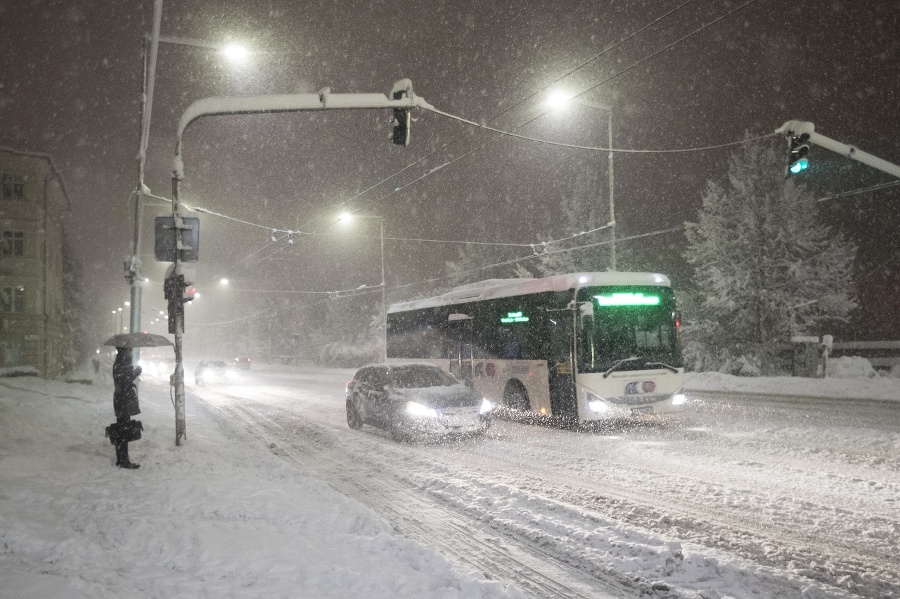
[787,133,810,175]
[392,89,410,146]
[164,274,193,334]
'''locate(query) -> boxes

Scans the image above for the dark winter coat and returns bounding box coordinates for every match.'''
[113,349,142,419]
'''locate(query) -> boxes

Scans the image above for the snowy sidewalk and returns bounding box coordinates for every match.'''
[0,376,522,599]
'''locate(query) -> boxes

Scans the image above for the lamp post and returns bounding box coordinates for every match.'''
[127,0,250,362]
[546,92,616,270]
[340,213,387,362]
[574,99,615,271]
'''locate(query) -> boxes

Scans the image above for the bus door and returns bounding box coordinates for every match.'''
[446,313,474,388]
[547,306,577,418]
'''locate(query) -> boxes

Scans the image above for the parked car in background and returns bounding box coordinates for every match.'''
[232,357,251,370]
[345,362,492,441]
[195,360,233,386]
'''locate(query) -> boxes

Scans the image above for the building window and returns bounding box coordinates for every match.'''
[1,286,25,312]
[2,173,25,200]
[2,230,24,256]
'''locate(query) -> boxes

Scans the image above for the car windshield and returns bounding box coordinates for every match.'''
[390,366,457,389]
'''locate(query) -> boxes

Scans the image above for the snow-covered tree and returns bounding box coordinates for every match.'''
[683,140,856,374]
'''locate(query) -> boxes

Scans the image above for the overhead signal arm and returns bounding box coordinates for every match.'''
[776,120,900,180]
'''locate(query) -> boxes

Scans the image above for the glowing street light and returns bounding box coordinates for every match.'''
[221,43,250,64]
[546,89,577,111]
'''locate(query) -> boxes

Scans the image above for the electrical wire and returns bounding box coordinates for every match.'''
[297,0,764,229]
[814,180,900,203]
[283,0,702,236]
[426,107,777,153]
[152,0,765,281]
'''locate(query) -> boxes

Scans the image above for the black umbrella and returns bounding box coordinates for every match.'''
[102,332,174,349]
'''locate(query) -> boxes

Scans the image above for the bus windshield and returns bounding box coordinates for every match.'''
[576,286,682,374]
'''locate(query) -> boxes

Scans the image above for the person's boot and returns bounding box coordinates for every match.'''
[115,443,127,467]
[116,443,139,469]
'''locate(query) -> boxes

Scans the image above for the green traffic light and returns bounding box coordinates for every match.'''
[790,158,809,174]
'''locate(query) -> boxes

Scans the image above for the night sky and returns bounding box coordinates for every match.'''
[2,0,899,349]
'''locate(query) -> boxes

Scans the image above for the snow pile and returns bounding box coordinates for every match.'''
[826,356,879,378]
[0,376,521,599]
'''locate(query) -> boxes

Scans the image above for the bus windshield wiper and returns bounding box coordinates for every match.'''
[602,356,643,378]
[646,361,679,373]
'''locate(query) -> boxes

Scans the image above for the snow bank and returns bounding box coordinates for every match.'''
[0,376,521,599]
[826,355,879,378]
[685,367,900,401]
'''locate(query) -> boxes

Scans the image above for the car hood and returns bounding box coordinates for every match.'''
[391,385,479,409]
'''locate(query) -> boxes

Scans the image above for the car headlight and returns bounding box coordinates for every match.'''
[479,398,493,415]
[406,401,439,418]
[672,393,687,406]
[586,392,608,413]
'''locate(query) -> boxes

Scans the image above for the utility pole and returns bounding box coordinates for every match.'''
[126,0,164,363]
[606,110,615,271]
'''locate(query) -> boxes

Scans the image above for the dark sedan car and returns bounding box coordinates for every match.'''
[345,363,492,441]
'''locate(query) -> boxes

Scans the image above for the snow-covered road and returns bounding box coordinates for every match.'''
[191,365,900,598]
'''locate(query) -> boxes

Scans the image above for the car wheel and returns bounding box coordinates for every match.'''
[346,397,364,430]
[390,413,411,442]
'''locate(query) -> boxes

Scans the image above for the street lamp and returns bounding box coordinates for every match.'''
[126,1,252,361]
[339,212,387,362]
[547,91,616,270]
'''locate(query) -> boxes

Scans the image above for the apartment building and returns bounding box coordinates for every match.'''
[0,147,69,377]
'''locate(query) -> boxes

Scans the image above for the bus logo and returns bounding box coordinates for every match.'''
[625,381,656,394]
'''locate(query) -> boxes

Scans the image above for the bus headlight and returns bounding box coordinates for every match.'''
[406,402,439,418]
[479,399,493,415]
[672,393,687,406]
[587,393,608,413]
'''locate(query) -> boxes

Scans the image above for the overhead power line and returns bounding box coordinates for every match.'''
[284,0,701,237]
[426,106,777,153]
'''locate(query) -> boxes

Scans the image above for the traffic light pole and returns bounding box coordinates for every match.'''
[777,121,900,180]
[171,180,187,445]
[167,80,429,447]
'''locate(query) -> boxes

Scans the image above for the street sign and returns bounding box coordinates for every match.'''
[154,216,199,262]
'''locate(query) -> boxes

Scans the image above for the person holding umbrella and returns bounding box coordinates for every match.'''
[111,347,142,468]
[102,332,172,469]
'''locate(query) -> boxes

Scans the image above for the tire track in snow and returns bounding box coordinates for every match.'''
[200,395,618,599]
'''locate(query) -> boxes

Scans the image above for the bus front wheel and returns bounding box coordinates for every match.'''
[503,380,530,411]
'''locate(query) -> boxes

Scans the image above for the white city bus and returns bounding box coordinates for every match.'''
[386,272,686,423]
